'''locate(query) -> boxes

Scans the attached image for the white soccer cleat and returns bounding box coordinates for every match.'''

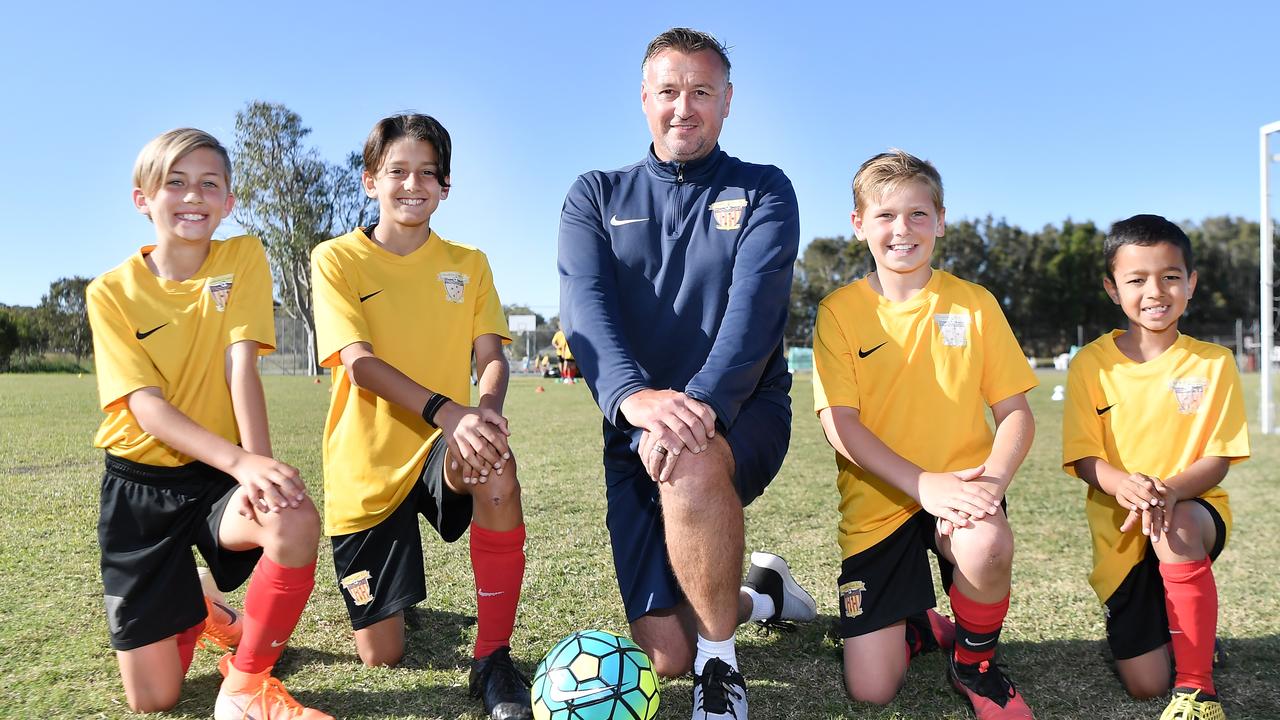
[743,551,817,625]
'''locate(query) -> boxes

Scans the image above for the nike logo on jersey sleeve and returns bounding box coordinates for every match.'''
[359,290,383,303]
[135,324,167,340]
[1096,404,1115,415]
[858,342,887,358]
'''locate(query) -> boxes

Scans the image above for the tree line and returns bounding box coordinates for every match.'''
[2,100,1274,370]
[787,216,1275,357]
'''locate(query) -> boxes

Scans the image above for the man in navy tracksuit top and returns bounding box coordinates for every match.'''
[557,27,816,720]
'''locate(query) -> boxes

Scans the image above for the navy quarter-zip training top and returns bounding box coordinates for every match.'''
[557,145,800,464]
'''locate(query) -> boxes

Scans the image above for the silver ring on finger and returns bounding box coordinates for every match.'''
[653,444,669,457]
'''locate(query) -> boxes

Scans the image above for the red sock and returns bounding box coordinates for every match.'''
[233,557,316,674]
[950,587,1009,665]
[176,620,204,675]
[1161,557,1217,694]
[471,522,526,658]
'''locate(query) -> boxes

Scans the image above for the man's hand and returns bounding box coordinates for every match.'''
[228,452,306,515]
[638,428,681,483]
[917,465,999,529]
[619,389,716,461]
[437,402,511,484]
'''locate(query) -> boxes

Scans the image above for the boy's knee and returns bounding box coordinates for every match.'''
[472,468,521,508]
[844,673,900,706]
[126,686,180,714]
[258,499,321,562]
[1122,674,1170,700]
[358,646,404,668]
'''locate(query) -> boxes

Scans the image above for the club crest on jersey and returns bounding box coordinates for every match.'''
[341,570,374,606]
[708,198,747,231]
[1170,377,1208,414]
[839,580,866,619]
[934,313,970,347]
[437,271,470,304]
[208,274,234,312]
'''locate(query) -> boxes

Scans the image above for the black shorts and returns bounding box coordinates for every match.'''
[98,453,262,651]
[1105,497,1228,660]
[330,439,473,630]
[836,508,958,639]
[604,389,791,622]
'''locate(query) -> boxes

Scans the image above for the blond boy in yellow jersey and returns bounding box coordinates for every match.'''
[1063,214,1248,720]
[87,128,328,719]
[813,150,1037,720]
[311,114,530,720]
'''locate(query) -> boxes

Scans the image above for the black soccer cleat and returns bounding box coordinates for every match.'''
[469,646,533,720]
[743,551,817,628]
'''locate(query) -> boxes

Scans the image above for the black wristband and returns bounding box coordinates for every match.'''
[421,392,452,428]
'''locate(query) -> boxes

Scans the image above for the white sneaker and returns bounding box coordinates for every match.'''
[692,658,747,719]
[743,551,817,624]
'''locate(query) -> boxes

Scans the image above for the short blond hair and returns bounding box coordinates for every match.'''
[852,148,943,215]
[132,128,232,196]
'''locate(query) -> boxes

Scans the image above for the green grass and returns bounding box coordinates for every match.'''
[1,371,1278,719]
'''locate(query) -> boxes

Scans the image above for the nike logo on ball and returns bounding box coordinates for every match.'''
[858,342,887,358]
[609,215,649,226]
[135,324,167,340]
[547,670,616,702]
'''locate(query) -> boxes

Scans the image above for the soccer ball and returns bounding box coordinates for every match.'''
[531,630,660,720]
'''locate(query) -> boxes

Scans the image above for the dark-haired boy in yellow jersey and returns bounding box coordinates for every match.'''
[813,150,1037,720]
[311,114,531,720]
[1063,214,1248,720]
[88,128,328,719]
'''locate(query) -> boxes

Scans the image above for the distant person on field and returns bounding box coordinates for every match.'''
[311,113,531,720]
[86,128,328,718]
[813,150,1037,719]
[1063,214,1248,720]
[551,325,576,383]
[558,27,816,720]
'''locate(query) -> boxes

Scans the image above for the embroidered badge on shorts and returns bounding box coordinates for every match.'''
[839,580,866,619]
[208,274,234,312]
[1170,377,1208,414]
[709,198,747,231]
[438,271,470,304]
[341,570,374,606]
[934,313,970,347]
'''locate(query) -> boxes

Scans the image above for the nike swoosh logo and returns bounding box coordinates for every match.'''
[477,589,504,597]
[210,601,239,625]
[546,670,615,702]
[1096,404,1115,415]
[270,639,287,648]
[135,324,167,340]
[858,342,887,358]
[609,215,649,227]
[359,290,383,303]
[963,637,996,648]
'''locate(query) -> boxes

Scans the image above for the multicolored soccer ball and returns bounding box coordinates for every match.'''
[531,630,660,720]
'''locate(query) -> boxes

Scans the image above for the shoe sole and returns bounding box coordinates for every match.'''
[749,551,817,621]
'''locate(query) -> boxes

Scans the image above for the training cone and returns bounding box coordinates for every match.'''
[314,377,322,384]
[536,386,545,393]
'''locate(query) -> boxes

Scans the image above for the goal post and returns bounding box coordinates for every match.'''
[1261,121,1280,433]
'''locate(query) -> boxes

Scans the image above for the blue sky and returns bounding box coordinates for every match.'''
[2,1,1277,315]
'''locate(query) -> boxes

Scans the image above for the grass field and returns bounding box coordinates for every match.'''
[1,371,1277,720]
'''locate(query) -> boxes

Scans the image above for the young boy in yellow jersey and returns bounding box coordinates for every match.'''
[813,150,1038,720]
[1063,214,1248,720]
[311,114,531,720]
[87,128,329,719]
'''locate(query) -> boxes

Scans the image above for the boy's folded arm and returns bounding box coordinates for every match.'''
[1072,456,1127,496]
[226,339,272,458]
[340,341,434,413]
[979,393,1035,495]
[1162,456,1230,503]
[818,406,924,497]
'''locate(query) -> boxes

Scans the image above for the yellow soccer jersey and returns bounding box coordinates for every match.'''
[813,270,1037,559]
[551,330,573,361]
[1062,331,1249,602]
[87,235,276,467]
[312,228,510,535]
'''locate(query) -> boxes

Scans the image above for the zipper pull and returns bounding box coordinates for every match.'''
[676,164,684,183]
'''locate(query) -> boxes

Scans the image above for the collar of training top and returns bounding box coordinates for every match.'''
[644,144,726,183]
